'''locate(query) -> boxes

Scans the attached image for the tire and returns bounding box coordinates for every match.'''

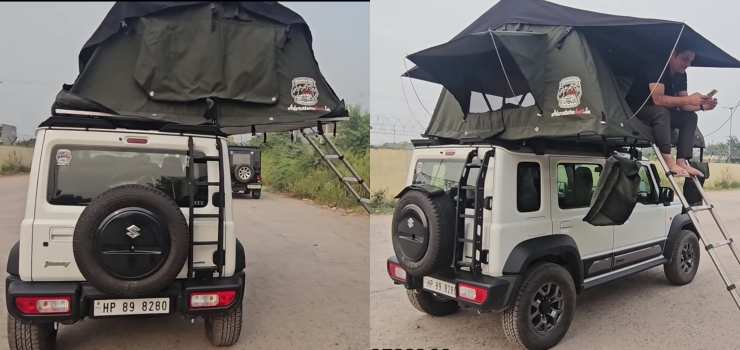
[391,190,455,276]
[502,263,576,350]
[7,314,56,350]
[251,190,261,199]
[73,184,189,296]
[205,303,243,347]
[664,229,701,285]
[406,289,459,316]
[233,165,253,184]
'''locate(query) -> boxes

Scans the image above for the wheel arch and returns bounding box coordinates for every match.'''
[664,213,698,262]
[502,234,584,291]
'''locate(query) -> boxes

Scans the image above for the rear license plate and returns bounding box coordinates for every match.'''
[247,184,261,189]
[422,276,456,298]
[93,297,170,317]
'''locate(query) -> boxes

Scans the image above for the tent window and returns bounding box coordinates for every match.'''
[517,162,541,212]
[469,92,535,113]
[557,163,602,209]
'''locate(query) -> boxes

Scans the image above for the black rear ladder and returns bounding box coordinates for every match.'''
[453,148,493,276]
[187,136,226,279]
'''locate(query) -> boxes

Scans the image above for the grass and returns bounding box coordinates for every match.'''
[0,149,31,175]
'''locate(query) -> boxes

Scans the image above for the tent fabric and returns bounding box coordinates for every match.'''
[53,2,346,134]
[583,154,641,226]
[410,0,736,147]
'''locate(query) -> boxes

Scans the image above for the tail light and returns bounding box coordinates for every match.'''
[457,283,488,305]
[189,290,237,310]
[16,296,72,315]
[387,261,407,283]
[256,175,262,182]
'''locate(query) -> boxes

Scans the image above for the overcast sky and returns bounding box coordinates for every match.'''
[0,2,369,138]
[370,0,740,145]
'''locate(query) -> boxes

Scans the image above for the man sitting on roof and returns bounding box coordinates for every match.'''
[626,44,717,177]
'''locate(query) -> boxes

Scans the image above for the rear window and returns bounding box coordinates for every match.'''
[229,149,260,167]
[47,146,208,207]
[412,158,478,192]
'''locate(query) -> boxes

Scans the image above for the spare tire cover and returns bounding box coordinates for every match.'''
[392,190,455,276]
[73,184,189,296]
[233,165,253,183]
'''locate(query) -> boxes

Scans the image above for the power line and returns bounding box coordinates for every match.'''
[704,99,740,138]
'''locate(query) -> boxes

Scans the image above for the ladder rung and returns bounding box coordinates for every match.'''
[359,198,371,204]
[690,204,713,212]
[466,163,482,168]
[192,213,219,218]
[728,284,736,292]
[343,176,361,183]
[193,156,219,163]
[458,238,474,243]
[460,185,476,190]
[193,241,218,245]
[459,213,476,218]
[706,238,734,250]
[325,154,343,160]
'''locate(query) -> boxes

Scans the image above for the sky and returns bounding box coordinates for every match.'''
[370,0,740,145]
[0,2,369,138]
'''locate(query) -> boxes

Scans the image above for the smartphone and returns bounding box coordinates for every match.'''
[707,89,718,97]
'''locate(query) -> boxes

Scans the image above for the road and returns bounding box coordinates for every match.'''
[0,175,369,350]
[371,190,740,349]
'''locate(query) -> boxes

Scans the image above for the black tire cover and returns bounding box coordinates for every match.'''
[233,165,253,183]
[73,184,188,296]
[392,190,455,276]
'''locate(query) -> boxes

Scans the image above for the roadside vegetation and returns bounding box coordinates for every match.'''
[0,148,31,175]
[243,106,374,211]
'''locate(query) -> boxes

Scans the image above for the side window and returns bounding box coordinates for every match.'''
[517,162,541,212]
[637,165,657,204]
[557,163,602,209]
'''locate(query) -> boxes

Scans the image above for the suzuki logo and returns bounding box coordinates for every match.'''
[126,225,141,239]
[407,218,414,229]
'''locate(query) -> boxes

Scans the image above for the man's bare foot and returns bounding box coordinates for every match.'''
[677,159,705,178]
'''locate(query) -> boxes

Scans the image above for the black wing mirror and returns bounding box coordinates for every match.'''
[659,187,674,206]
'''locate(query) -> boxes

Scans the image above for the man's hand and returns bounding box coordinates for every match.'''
[701,98,718,111]
[687,92,710,106]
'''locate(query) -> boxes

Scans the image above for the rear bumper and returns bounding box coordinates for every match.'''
[6,272,245,323]
[387,256,519,312]
[232,182,261,191]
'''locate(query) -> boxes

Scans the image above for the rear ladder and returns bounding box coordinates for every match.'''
[300,127,371,213]
[453,148,493,276]
[186,136,226,279]
[653,144,740,310]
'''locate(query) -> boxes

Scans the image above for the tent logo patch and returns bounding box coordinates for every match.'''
[291,77,319,106]
[556,76,582,109]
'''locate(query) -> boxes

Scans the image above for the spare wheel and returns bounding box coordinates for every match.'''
[73,184,189,296]
[233,165,253,183]
[392,190,455,276]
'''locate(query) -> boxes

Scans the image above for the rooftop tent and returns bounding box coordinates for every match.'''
[52,2,347,134]
[404,0,740,147]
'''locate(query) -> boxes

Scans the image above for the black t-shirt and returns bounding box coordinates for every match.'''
[626,64,687,113]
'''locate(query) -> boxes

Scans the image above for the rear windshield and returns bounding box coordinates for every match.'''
[229,149,260,167]
[412,158,478,191]
[47,146,208,207]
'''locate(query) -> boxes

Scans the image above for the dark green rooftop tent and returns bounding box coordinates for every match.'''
[404,0,740,148]
[51,1,347,134]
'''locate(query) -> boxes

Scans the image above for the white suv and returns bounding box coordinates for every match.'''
[387,142,700,349]
[6,118,245,349]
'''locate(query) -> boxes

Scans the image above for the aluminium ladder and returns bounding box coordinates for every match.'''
[453,148,494,276]
[300,128,371,213]
[653,144,740,310]
[186,136,226,279]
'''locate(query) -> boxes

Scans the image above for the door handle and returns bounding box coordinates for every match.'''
[560,221,573,229]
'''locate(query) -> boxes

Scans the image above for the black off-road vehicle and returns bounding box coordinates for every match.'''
[229,146,262,199]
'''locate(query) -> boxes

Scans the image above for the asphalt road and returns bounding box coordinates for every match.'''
[0,175,369,350]
[371,190,740,350]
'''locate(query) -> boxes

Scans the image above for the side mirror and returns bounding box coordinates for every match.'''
[659,187,674,206]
